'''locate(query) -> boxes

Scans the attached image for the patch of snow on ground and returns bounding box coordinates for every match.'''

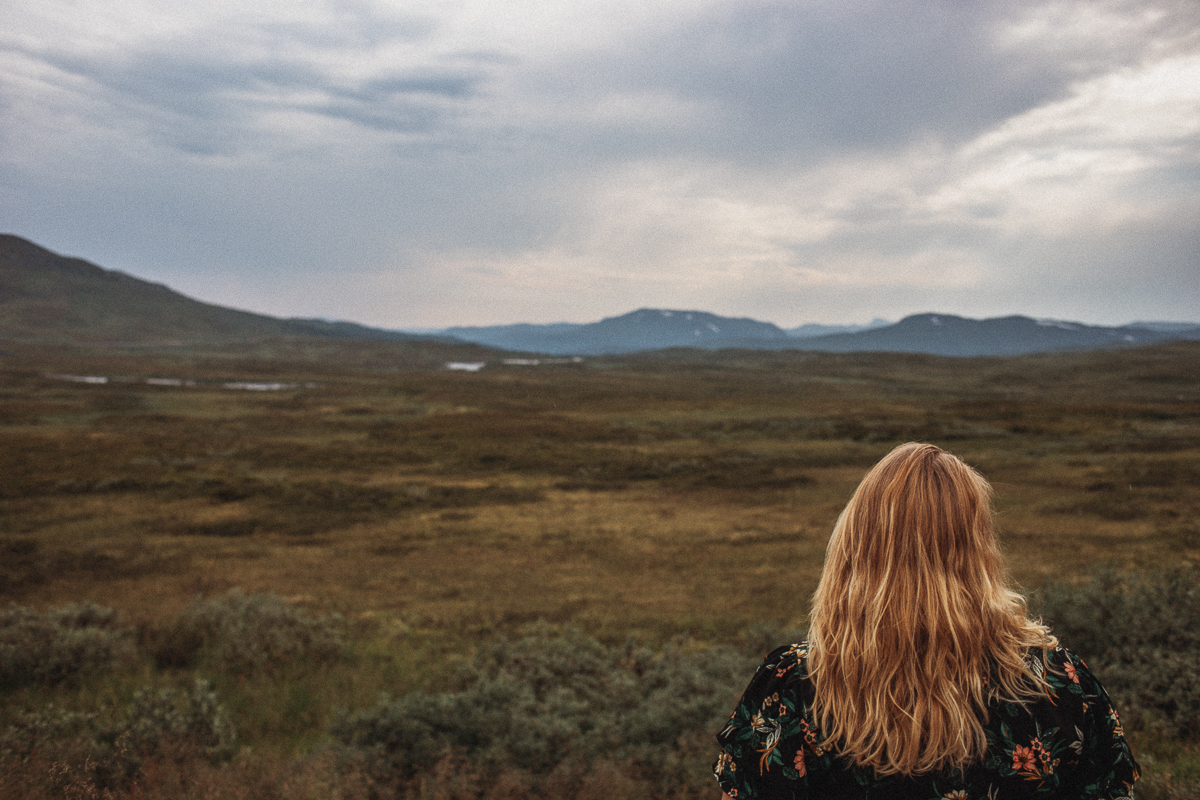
[223,382,300,391]
[47,373,107,384]
[47,373,314,390]
[501,357,584,366]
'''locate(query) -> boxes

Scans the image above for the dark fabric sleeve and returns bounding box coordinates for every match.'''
[713,644,811,800]
[1062,649,1140,800]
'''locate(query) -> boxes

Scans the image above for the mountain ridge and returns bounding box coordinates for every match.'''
[3,234,1198,357]
[444,308,792,355]
[439,309,1200,357]
[782,313,1200,357]
[0,234,428,346]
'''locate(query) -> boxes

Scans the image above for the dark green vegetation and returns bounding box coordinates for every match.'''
[0,234,454,346]
[2,338,1199,798]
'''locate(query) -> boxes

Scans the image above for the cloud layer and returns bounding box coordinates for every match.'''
[2,0,1198,326]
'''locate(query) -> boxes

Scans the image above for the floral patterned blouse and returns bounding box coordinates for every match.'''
[714,642,1139,800]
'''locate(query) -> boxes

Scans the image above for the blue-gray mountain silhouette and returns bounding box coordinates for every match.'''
[444,309,791,355]
[4,234,1196,356]
[789,313,1200,357]
[444,310,1198,357]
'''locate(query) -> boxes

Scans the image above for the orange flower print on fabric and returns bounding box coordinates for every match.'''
[794,749,806,778]
[943,790,969,800]
[1038,746,1057,776]
[1064,661,1079,684]
[776,644,806,676]
[1013,744,1038,773]
[1012,738,1059,783]
[793,717,825,757]
[1110,708,1126,738]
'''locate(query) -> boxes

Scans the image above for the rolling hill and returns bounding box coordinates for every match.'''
[0,234,424,346]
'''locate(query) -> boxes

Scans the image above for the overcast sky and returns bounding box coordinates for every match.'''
[2,0,1198,328]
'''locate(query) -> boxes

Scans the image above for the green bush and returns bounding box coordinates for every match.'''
[158,590,345,674]
[1034,567,1200,737]
[0,601,134,688]
[330,626,755,796]
[1,679,236,793]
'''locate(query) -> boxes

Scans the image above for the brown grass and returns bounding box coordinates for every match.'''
[1,338,1198,796]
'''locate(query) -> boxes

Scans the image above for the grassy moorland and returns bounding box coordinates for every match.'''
[1,339,1198,798]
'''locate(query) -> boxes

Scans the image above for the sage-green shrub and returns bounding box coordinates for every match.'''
[1035,566,1200,737]
[0,601,133,688]
[330,627,755,795]
[0,679,236,792]
[161,589,345,674]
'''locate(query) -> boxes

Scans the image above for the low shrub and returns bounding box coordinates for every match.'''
[1,679,236,794]
[330,626,755,798]
[1034,566,1200,737]
[0,602,134,689]
[156,590,345,674]
[1136,771,1200,800]
[0,537,43,592]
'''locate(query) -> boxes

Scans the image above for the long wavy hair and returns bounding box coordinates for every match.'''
[807,442,1056,776]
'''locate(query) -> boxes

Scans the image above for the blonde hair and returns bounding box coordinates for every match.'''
[807,442,1056,776]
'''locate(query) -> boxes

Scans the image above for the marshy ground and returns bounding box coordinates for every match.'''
[2,339,1198,798]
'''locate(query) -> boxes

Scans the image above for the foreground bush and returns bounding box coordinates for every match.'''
[6,575,1200,798]
[155,589,345,674]
[330,626,756,798]
[0,602,133,689]
[1035,566,1200,738]
[1,679,236,795]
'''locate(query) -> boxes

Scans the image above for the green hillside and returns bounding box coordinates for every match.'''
[0,235,423,346]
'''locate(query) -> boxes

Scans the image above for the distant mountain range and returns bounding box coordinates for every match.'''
[3,234,1197,356]
[438,309,1200,357]
[775,313,1200,357]
[442,312,892,353]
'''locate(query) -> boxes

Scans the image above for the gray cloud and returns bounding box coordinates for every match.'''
[3,1,489,155]
[524,0,1080,163]
[1,0,1197,327]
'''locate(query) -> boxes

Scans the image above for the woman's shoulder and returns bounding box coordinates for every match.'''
[980,642,1139,797]
[764,640,810,667]
[714,642,821,792]
[761,641,812,680]
[1022,642,1101,692]
[735,641,815,707]
[983,642,1115,751]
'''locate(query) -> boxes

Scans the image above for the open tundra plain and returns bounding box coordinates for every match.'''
[2,339,1199,798]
